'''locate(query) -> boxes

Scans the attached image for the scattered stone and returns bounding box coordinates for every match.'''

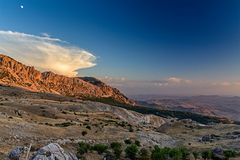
[212,147,225,160]
[200,134,220,142]
[8,146,27,160]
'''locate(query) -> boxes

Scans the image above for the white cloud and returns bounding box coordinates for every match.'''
[100,76,191,88]
[167,77,192,84]
[213,81,240,87]
[0,30,96,77]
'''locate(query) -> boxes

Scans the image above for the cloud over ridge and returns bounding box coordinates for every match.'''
[0,30,96,77]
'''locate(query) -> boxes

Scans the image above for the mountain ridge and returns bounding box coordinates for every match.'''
[0,54,134,105]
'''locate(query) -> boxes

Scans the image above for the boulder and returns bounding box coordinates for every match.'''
[212,147,225,160]
[30,143,78,160]
[8,146,27,160]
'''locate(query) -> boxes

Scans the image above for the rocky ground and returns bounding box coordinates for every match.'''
[0,86,240,159]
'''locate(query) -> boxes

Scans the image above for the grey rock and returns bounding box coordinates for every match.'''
[8,146,26,160]
[30,143,78,160]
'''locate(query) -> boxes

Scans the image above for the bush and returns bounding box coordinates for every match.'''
[151,146,169,160]
[92,144,108,154]
[125,144,139,160]
[139,148,150,160]
[55,122,75,127]
[77,142,91,155]
[169,148,182,160]
[201,150,213,160]
[224,150,237,159]
[86,125,91,130]
[135,140,141,147]
[110,142,122,159]
[151,146,189,160]
[82,131,87,136]
[124,139,132,144]
[129,126,134,132]
[179,147,189,160]
[192,151,199,160]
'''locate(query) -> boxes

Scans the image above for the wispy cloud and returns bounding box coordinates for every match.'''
[213,81,240,87]
[100,75,240,96]
[0,30,96,77]
[100,76,192,87]
[167,77,192,84]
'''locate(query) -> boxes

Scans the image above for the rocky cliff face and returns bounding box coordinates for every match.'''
[0,54,134,105]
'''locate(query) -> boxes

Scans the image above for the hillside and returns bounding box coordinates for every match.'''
[133,95,240,121]
[0,54,134,105]
[1,85,240,159]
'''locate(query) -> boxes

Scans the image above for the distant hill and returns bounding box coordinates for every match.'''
[0,54,134,105]
[132,95,240,121]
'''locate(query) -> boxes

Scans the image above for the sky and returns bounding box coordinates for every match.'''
[0,0,240,96]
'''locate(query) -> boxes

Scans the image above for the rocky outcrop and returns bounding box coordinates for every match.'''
[30,143,78,160]
[7,143,78,160]
[0,54,134,105]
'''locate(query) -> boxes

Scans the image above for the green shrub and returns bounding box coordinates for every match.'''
[169,148,182,160]
[124,139,132,144]
[92,144,108,154]
[139,148,150,160]
[110,142,122,159]
[179,147,189,160]
[129,126,134,132]
[192,151,199,160]
[201,150,213,160]
[77,142,91,155]
[134,140,141,147]
[151,146,189,160]
[224,149,237,159]
[151,146,169,160]
[125,144,139,160]
[86,125,91,130]
[55,122,75,127]
[82,131,87,136]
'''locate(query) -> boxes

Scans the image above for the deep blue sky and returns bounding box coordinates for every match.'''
[0,0,240,95]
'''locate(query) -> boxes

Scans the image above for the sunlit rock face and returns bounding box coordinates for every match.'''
[0,54,135,105]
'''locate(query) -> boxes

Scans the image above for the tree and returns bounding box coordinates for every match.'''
[179,147,189,160]
[139,148,150,160]
[224,150,237,159]
[193,151,199,160]
[124,139,132,144]
[169,148,182,160]
[92,144,108,154]
[110,142,122,159]
[202,150,213,160]
[125,144,139,160]
[77,142,90,155]
[135,140,141,147]
[82,131,87,136]
[151,146,167,160]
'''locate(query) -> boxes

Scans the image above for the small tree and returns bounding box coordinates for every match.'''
[86,125,91,130]
[224,150,237,159]
[151,146,165,160]
[110,142,122,159]
[77,142,91,155]
[193,151,199,160]
[125,144,139,160]
[92,144,108,154]
[124,139,132,144]
[169,148,182,160]
[202,150,212,160]
[139,148,150,160]
[179,147,189,160]
[135,140,141,147]
[82,131,87,136]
